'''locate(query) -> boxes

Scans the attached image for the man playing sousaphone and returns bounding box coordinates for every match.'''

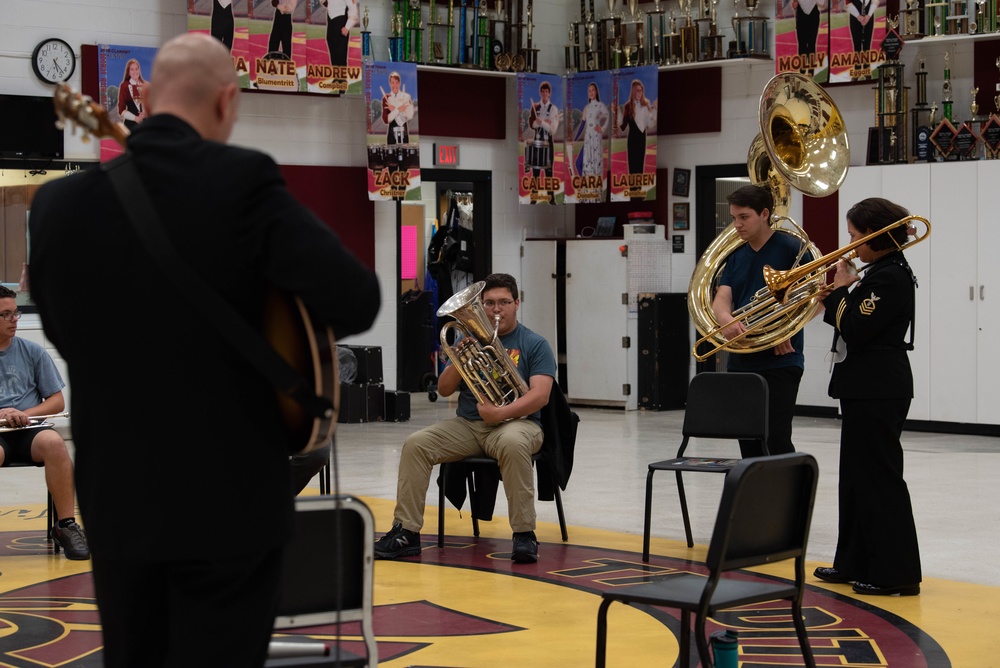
[374,273,556,564]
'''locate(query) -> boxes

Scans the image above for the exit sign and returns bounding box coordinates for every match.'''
[434,143,460,166]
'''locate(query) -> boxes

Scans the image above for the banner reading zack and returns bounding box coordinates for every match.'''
[365,61,421,201]
[517,73,566,205]
[610,66,658,202]
[565,71,612,204]
[97,44,159,163]
[187,0,363,95]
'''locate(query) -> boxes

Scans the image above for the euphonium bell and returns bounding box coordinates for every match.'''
[436,281,529,406]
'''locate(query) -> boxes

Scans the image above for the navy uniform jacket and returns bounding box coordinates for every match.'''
[822,251,915,400]
[29,115,380,561]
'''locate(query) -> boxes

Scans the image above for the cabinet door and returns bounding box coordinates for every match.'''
[929,161,979,423]
[977,161,1000,424]
[565,240,628,405]
[519,241,558,353]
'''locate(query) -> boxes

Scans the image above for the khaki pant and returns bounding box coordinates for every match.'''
[394,417,543,534]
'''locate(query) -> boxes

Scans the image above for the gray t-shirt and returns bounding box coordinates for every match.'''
[455,322,556,425]
[0,337,65,409]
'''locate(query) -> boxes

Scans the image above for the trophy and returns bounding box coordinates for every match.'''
[900,0,924,39]
[911,58,934,162]
[679,0,698,63]
[986,58,1000,158]
[361,7,373,64]
[942,52,953,123]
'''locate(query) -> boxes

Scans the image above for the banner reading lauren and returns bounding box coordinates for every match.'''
[365,61,421,201]
[610,66,658,202]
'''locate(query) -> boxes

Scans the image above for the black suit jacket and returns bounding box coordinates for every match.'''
[29,115,380,561]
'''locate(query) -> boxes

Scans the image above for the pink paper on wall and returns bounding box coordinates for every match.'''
[401,225,417,280]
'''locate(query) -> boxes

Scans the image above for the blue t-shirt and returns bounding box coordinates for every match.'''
[0,337,65,410]
[455,322,556,425]
[719,231,809,371]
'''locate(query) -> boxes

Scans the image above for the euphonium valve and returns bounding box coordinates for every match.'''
[436,281,529,406]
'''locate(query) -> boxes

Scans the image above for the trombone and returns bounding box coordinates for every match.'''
[692,215,931,360]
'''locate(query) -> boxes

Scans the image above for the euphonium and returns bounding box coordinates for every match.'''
[688,72,850,362]
[436,281,529,406]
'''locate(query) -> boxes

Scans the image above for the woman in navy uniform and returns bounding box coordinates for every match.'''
[814,197,922,596]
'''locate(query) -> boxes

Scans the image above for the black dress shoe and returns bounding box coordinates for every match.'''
[852,581,921,596]
[814,566,854,584]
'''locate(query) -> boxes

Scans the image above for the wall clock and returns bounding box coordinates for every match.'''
[31,38,76,84]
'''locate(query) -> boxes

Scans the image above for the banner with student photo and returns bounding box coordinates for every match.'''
[774,0,885,83]
[97,44,158,162]
[565,71,612,204]
[364,61,421,201]
[188,0,363,95]
[517,73,566,205]
[774,0,831,83]
[610,66,658,202]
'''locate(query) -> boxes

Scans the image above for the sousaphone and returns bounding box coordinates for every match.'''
[688,72,850,362]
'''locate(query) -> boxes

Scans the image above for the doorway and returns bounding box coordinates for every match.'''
[693,163,748,374]
[395,168,493,391]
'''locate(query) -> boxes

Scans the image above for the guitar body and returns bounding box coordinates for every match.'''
[52,84,339,455]
[264,291,340,454]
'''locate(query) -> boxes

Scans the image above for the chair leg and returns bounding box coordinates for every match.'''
[466,470,480,537]
[693,612,712,668]
[594,598,613,668]
[679,609,693,668]
[438,464,447,548]
[47,492,59,554]
[642,469,655,562]
[553,485,568,541]
[792,598,817,668]
[675,471,694,548]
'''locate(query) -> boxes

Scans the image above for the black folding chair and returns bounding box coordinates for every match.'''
[6,461,58,554]
[267,495,377,667]
[643,372,768,558]
[597,453,819,668]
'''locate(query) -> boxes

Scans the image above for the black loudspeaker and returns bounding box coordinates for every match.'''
[384,390,411,421]
[338,382,367,423]
[343,345,384,385]
[637,293,690,410]
[365,383,385,422]
[399,291,436,392]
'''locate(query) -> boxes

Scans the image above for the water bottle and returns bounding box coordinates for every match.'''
[710,629,738,668]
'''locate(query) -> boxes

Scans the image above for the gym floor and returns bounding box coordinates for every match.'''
[1,397,997,666]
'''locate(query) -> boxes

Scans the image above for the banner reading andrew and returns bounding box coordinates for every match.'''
[517,73,566,205]
[365,61,421,201]
[610,65,658,202]
[187,0,363,95]
[565,71,612,204]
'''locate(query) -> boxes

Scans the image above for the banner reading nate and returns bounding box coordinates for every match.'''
[187,0,363,95]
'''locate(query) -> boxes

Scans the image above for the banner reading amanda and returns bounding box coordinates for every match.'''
[364,61,421,201]
[610,66,658,202]
[187,0,363,95]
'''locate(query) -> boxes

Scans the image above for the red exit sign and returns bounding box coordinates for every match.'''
[433,143,460,166]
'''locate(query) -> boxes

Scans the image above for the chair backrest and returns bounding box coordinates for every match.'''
[274,494,374,629]
[705,453,819,573]
[681,372,768,443]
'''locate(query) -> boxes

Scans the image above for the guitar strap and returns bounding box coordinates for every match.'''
[102,152,334,422]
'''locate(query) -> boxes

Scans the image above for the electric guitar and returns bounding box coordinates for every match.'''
[52,84,338,454]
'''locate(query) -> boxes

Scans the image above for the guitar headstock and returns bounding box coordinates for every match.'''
[53,83,130,147]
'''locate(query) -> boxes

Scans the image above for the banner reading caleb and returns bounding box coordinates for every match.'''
[517,73,566,205]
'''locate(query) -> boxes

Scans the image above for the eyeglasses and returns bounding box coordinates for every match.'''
[482,299,515,308]
[0,310,22,322]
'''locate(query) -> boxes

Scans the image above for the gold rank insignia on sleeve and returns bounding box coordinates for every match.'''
[859,292,880,316]
[835,299,847,329]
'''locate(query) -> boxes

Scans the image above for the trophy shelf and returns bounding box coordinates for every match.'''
[418,55,765,78]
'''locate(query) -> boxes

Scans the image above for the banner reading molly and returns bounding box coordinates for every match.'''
[517,73,566,205]
[364,61,421,201]
[565,71,612,204]
[610,66,658,202]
